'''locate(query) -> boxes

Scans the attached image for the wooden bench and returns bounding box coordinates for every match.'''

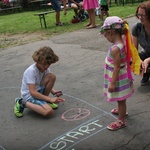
[40,2,52,11]
[34,10,55,28]
[0,6,22,15]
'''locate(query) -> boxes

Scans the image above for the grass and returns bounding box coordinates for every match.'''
[0,3,140,48]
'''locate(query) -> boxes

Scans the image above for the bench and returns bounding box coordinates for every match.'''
[40,2,52,11]
[0,6,22,15]
[34,10,55,28]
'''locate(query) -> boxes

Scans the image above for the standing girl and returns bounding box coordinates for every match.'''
[100,16,140,131]
[83,0,99,29]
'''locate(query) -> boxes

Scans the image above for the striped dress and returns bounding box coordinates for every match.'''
[103,43,134,102]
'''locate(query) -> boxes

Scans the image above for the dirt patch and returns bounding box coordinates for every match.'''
[0,32,51,48]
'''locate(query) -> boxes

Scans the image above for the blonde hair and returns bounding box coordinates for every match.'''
[32,46,59,64]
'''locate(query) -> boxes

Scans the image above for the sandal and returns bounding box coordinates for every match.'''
[111,108,128,116]
[86,23,91,27]
[107,119,126,131]
[86,25,96,29]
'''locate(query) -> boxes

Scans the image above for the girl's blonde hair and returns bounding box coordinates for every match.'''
[32,46,59,64]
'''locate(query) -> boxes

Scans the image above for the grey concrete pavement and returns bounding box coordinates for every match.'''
[0,17,150,150]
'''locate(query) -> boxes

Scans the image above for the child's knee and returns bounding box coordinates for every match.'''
[44,73,56,82]
[44,108,54,116]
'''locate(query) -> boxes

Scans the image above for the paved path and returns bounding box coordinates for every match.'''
[0,17,150,150]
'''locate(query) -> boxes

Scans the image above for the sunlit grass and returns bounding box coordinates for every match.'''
[0,3,139,35]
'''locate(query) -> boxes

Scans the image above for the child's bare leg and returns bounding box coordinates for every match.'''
[107,100,127,130]
[56,11,60,23]
[118,100,126,120]
[100,11,104,21]
[42,73,56,96]
[105,11,109,17]
[26,102,54,116]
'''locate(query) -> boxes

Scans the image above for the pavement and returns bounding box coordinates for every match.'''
[0,16,150,150]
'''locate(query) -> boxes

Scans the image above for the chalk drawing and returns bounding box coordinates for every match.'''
[38,93,117,150]
[0,145,6,150]
[1,87,117,150]
[61,108,90,121]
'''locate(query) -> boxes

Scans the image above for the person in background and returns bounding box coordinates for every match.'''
[99,0,110,22]
[68,0,83,17]
[131,1,150,86]
[83,0,98,29]
[50,0,67,26]
[100,16,135,131]
[14,46,64,118]
[95,0,101,21]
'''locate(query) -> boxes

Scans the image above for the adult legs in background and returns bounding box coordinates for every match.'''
[86,8,96,29]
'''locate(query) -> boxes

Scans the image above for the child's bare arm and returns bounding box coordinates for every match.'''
[28,84,63,103]
[109,47,121,92]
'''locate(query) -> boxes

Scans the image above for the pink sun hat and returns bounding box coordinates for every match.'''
[100,16,124,32]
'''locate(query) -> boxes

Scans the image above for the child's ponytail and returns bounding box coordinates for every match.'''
[123,20,141,79]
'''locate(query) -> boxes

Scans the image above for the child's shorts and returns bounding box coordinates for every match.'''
[27,86,47,106]
[50,0,61,12]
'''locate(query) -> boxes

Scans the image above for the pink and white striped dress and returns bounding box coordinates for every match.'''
[103,43,134,102]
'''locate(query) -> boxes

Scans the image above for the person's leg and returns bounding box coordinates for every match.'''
[42,73,56,96]
[105,11,109,17]
[107,100,126,131]
[104,5,109,17]
[100,10,104,21]
[90,9,96,26]
[56,11,61,25]
[100,5,105,21]
[26,101,54,116]
[86,9,96,29]
[50,0,63,25]
[71,3,78,16]
[118,100,126,121]
[86,9,92,26]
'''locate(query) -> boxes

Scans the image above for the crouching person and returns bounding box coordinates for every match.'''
[14,46,64,118]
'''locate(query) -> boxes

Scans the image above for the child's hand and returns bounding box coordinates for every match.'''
[51,97,65,103]
[52,90,63,97]
[142,59,149,73]
[108,83,115,93]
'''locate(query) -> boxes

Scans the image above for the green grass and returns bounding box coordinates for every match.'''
[0,3,140,48]
[0,3,139,35]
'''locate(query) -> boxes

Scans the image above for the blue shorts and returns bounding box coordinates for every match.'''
[27,86,47,106]
[50,0,61,12]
